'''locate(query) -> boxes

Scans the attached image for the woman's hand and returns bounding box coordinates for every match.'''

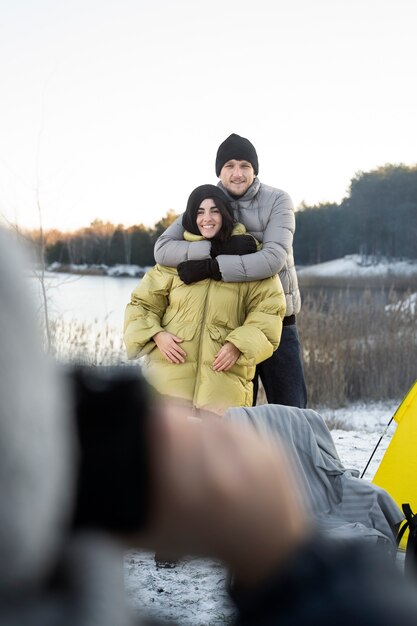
[212,342,241,371]
[153,331,187,364]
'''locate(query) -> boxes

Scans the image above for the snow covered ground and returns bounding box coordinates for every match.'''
[297,254,417,280]
[47,261,152,277]
[124,400,400,625]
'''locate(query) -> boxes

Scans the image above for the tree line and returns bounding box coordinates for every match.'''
[34,163,417,268]
[38,210,179,268]
[294,163,417,265]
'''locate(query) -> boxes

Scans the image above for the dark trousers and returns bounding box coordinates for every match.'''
[253,322,307,408]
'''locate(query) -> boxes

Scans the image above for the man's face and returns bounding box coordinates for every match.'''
[219,159,255,197]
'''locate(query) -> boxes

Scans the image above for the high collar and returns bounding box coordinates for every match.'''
[217,177,261,202]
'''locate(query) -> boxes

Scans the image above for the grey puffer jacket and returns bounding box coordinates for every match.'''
[154,178,301,316]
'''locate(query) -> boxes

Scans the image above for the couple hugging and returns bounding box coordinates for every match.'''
[124,133,307,415]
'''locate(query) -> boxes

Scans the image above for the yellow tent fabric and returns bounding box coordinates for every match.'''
[373,380,417,549]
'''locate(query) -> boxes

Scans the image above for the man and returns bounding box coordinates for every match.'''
[154,133,307,408]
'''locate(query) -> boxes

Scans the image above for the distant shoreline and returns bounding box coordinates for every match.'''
[297,255,417,290]
[46,262,151,278]
[44,255,417,290]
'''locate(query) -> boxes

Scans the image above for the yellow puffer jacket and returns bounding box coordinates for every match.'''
[124,226,286,414]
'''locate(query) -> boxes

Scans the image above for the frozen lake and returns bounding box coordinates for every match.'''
[29,272,400,329]
[29,272,141,330]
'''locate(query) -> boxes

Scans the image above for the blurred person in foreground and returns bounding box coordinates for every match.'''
[1,228,417,626]
[124,184,285,415]
[154,133,307,408]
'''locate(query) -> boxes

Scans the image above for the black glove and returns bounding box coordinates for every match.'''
[210,235,257,258]
[177,259,221,284]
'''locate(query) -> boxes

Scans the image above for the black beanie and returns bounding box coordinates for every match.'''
[182,184,234,241]
[215,133,259,177]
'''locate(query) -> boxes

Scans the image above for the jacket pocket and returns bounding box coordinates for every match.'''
[165,321,197,342]
[207,324,229,345]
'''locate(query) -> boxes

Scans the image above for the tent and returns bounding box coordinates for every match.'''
[373,380,417,549]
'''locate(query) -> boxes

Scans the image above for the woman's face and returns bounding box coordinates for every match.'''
[196,198,223,239]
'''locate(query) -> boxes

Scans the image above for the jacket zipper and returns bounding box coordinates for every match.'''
[232,200,241,223]
[192,280,211,407]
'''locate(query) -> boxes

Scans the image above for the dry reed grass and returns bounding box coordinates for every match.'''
[298,272,417,291]
[43,288,417,409]
[297,289,417,407]
[46,318,127,365]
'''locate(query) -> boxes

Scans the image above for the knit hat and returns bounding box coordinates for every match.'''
[182,184,234,241]
[215,133,259,177]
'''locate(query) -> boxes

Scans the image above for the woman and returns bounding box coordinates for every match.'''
[124,184,286,415]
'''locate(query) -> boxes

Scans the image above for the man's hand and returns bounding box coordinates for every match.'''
[211,235,257,258]
[177,259,221,284]
[212,342,241,371]
[153,331,186,364]
[134,406,308,589]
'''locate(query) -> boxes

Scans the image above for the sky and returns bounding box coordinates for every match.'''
[0,0,416,232]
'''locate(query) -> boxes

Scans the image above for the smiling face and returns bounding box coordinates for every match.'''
[219,159,255,197]
[196,198,223,239]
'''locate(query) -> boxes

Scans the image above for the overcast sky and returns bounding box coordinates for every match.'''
[0,0,416,231]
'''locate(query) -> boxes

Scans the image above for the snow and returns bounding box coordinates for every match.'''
[47,262,152,277]
[107,264,153,277]
[297,254,417,279]
[124,401,399,625]
[125,553,235,625]
[386,292,417,315]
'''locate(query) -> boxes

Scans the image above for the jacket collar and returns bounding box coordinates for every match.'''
[183,222,248,242]
[217,177,261,203]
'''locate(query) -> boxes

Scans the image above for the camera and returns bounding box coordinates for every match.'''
[69,365,152,533]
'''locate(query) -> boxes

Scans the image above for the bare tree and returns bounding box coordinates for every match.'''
[33,78,52,351]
